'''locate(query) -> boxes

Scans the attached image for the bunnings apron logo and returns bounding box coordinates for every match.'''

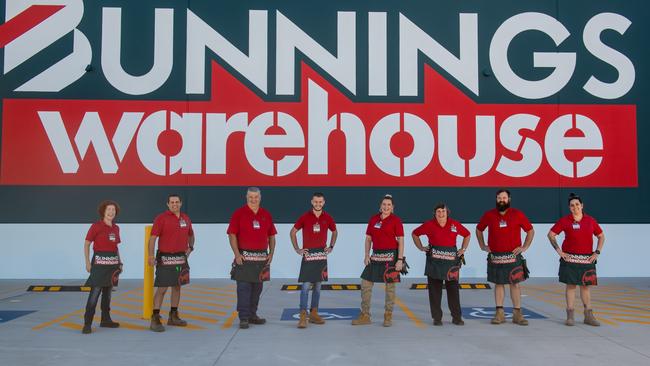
[0,1,638,187]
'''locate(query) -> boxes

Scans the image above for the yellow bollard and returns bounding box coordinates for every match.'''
[143,225,154,319]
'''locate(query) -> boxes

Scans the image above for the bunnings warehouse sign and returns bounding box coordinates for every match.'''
[0,1,640,187]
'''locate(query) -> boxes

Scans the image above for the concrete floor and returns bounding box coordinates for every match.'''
[1,278,649,366]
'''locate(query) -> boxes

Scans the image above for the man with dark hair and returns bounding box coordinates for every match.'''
[148,194,195,332]
[290,192,338,328]
[228,187,277,329]
[476,189,534,325]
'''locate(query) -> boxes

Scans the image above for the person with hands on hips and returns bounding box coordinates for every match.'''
[412,203,470,326]
[548,193,605,326]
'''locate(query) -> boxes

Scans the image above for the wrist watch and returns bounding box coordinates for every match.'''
[594,249,601,255]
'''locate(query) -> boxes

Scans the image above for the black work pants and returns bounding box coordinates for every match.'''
[427,277,461,321]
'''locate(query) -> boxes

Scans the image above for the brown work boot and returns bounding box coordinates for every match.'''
[351,312,371,325]
[512,308,529,326]
[309,308,325,324]
[149,313,165,332]
[383,311,393,327]
[584,309,601,326]
[297,310,308,329]
[491,308,505,324]
[565,309,575,326]
[167,310,187,326]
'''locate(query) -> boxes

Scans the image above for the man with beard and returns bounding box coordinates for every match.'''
[148,194,195,332]
[290,192,338,329]
[476,189,534,325]
[228,187,277,329]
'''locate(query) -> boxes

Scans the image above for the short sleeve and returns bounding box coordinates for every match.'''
[151,214,164,236]
[226,211,240,235]
[476,213,489,231]
[85,223,98,242]
[550,219,564,235]
[456,221,470,238]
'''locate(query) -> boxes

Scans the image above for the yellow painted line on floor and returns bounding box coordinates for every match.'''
[179,292,236,303]
[32,309,84,330]
[49,286,61,292]
[394,297,425,328]
[188,284,237,293]
[32,286,45,292]
[221,311,238,330]
[331,285,342,290]
[120,293,234,309]
[475,284,488,289]
[81,287,91,291]
[59,321,82,330]
[285,285,299,290]
[525,293,620,327]
[594,311,650,319]
[184,287,237,298]
[112,301,227,316]
[611,317,650,325]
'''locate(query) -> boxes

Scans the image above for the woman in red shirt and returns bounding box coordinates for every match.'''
[548,193,605,327]
[82,200,123,334]
[351,194,404,327]
[412,203,470,326]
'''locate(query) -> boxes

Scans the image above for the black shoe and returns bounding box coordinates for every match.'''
[239,319,250,329]
[100,312,120,328]
[433,319,443,326]
[249,315,266,325]
[452,318,465,326]
[82,324,92,334]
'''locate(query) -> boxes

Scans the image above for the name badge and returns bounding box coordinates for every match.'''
[572,222,580,230]
[108,233,116,242]
[253,220,260,229]
[450,225,457,233]
[179,218,187,228]
[313,223,321,233]
[374,221,382,229]
[499,220,507,228]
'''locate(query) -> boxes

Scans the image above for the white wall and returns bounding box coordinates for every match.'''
[1,223,648,279]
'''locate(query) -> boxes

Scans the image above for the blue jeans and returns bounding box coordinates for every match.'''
[299,282,321,310]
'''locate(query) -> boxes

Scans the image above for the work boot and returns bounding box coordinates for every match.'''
[491,308,505,324]
[452,317,465,326]
[584,309,601,326]
[351,312,371,325]
[249,314,266,325]
[81,323,92,334]
[239,319,249,329]
[167,310,187,326]
[433,319,443,326]
[383,311,393,327]
[100,311,120,328]
[512,308,529,326]
[298,310,308,329]
[309,308,325,324]
[565,309,575,326]
[149,314,165,332]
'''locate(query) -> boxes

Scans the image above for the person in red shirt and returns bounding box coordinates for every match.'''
[290,192,338,328]
[548,193,605,327]
[412,203,470,326]
[227,187,277,329]
[147,194,195,332]
[82,200,122,334]
[476,189,534,326]
[351,194,404,327]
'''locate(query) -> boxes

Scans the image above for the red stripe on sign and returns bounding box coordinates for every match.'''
[0,62,638,187]
[0,5,64,48]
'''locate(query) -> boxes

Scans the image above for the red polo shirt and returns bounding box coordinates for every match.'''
[477,208,533,252]
[294,210,337,249]
[151,210,194,253]
[85,221,121,252]
[366,213,404,250]
[412,218,470,248]
[227,205,277,250]
[550,214,603,254]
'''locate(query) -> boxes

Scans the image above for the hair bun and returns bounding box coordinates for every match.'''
[384,194,392,198]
